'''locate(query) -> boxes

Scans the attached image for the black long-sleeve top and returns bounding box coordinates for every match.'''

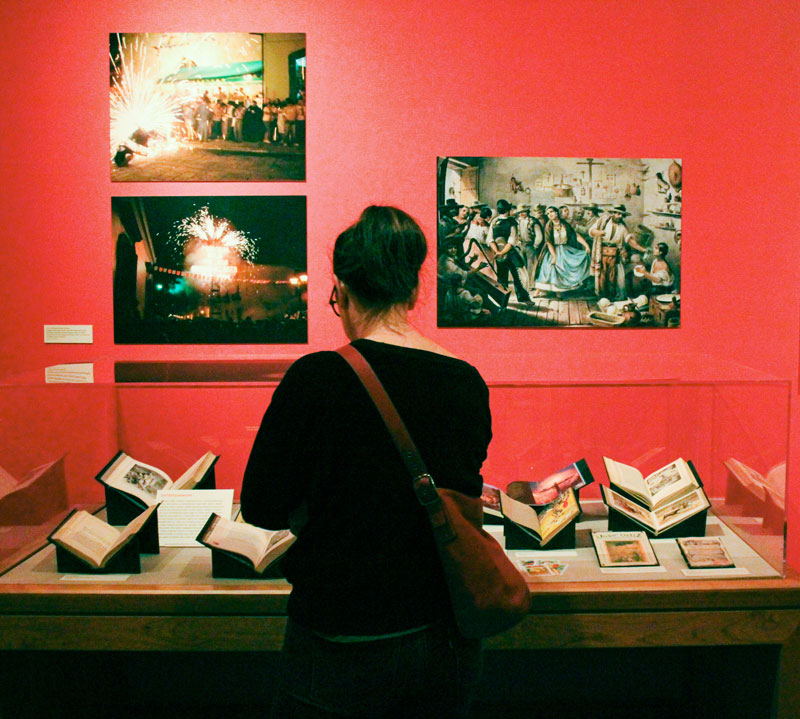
[240,339,492,636]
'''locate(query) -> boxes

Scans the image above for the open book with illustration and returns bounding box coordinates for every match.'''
[197,514,296,576]
[601,484,709,535]
[480,484,503,520]
[505,459,594,506]
[603,456,704,510]
[48,504,158,570]
[499,487,580,547]
[96,451,218,508]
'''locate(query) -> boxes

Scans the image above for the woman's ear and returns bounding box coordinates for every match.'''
[334,277,349,309]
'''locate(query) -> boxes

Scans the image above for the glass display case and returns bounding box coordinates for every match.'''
[1,355,799,719]
[0,353,790,582]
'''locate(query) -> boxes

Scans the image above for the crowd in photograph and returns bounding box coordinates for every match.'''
[438,198,678,322]
[179,86,306,146]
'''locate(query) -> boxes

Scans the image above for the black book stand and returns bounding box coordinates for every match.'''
[54,537,142,574]
[209,546,285,580]
[606,460,708,539]
[503,515,578,551]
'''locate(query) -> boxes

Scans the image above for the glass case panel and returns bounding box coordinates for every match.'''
[0,360,790,581]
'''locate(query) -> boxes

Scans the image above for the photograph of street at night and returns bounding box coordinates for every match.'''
[112,196,307,344]
[110,33,305,182]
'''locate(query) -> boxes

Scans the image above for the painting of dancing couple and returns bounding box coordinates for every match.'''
[437,157,682,328]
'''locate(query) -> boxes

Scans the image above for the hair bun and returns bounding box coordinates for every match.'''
[333,206,427,311]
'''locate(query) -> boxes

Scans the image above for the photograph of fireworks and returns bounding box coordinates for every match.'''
[112,196,307,344]
[110,33,306,182]
[437,157,682,328]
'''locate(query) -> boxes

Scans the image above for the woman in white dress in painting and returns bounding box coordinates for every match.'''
[533,206,592,296]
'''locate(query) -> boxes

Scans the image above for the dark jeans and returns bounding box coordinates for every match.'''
[271,618,482,718]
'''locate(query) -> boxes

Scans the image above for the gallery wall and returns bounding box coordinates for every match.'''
[0,0,798,564]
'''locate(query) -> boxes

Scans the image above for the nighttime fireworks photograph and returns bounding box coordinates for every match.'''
[112,196,307,344]
[110,33,306,182]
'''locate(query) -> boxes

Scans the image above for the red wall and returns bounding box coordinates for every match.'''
[1,0,798,564]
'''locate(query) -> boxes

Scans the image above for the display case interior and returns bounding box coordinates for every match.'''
[0,357,790,584]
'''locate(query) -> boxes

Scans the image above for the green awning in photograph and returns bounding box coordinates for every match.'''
[162,61,263,83]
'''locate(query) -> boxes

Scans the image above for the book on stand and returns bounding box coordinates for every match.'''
[499,487,580,549]
[506,459,594,506]
[723,458,785,533]
[0,457,68,525]
[48,504,158,573]
[197,513,296,578]
[602,457,709,538]
[96,450,218,525]
[480,484,503,524]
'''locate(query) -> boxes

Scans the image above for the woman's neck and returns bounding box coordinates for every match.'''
[350,308,455,357]
[353,307,414,345]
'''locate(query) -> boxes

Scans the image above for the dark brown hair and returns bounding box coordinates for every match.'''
[333,206,427,311]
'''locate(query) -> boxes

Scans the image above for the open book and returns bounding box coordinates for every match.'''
[499,488,580,547]
[0,457,68,524]
[197,514,296,575]
[48,504,158,570]
[601,484,709,535]
[480,484,503,519]
[506,459,594,506]
[723,458,785,510]
[603,456,701,510]
[96,451,218,508]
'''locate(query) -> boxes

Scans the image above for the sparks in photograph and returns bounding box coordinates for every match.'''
[110,33,306,181]
[437,157,681,328]
[112,196,307,344]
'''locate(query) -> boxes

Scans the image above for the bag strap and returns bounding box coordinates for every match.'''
[336,344,456,541]
[336,344,427,479]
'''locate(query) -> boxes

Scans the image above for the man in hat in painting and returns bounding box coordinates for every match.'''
[573,203,604,243]
[437,199,461,254]
[513,203,531,240]
[517,203,546,293]
[589,204,649,300]
[489,199,532,303]
[531,204,548,229]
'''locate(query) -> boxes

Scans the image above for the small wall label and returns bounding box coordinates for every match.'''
[44,325,93,344]
[45,363,95,383]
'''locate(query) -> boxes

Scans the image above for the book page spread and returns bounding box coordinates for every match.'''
[644,459,695,506]
[603,457,648,502]
[499,491,542,536]
[538,489,579,542]
[203,515,271,566]
[104,454,173,505]
[52,511,121,567]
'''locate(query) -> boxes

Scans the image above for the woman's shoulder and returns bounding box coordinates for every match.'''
[284,350,348,380]
[284,342,486,390]
[353,339,487,388]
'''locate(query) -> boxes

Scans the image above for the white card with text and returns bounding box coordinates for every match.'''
[156,489,234,547]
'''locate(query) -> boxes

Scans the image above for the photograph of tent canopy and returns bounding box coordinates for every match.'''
[109,32,306,182]
[162,60,263,84]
